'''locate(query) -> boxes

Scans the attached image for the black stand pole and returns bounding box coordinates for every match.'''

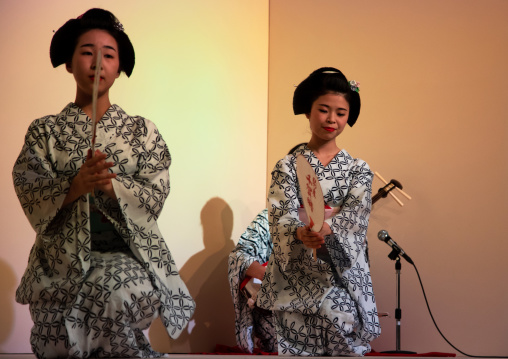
[382,252,416,354]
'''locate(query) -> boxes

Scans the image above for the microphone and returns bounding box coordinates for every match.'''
[378,230,414,265]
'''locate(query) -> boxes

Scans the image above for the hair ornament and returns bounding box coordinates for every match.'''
[349,80,360,93]
[114,21,124,32]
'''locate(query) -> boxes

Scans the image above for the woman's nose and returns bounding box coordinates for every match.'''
[91,50,103,69]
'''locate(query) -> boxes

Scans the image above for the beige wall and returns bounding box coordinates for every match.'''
[268,0,508,355]
[0,0,268,354]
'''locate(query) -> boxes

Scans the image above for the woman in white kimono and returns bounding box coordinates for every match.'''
[257,67,381,356]
[12,8,195,358]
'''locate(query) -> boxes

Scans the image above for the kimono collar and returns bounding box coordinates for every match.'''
[60,103,127,125]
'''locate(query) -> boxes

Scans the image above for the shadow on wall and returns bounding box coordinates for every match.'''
[0,258,16,352]
[149,197,237,353]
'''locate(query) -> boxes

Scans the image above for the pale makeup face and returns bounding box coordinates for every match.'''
[66,29,120,100]
[306,92,350,144]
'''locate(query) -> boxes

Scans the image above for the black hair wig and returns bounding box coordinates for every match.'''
[293,67,361,127]
[50,8,135,77]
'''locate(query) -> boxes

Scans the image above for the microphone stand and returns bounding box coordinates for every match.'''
[382,249,416,354]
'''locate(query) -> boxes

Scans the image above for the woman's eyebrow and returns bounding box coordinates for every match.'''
[317,103,348,110]
[80,43,117,52]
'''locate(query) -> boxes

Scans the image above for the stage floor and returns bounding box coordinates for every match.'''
[0,356,486,359]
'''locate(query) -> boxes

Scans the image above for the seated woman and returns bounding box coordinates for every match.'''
[12,8,195,358]
[257,67,381,356]
[228,209,276,353]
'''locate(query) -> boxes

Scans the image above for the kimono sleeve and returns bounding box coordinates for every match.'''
[324,159,373,272]
[266,157,306,271]
[228,209,271,353]
[12,118,73,236]
[102,119,171,229]
[323,159,380,342]
[228,209,271,285]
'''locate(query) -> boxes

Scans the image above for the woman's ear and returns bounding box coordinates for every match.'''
[65,62,73,74]
[305,113,310,120]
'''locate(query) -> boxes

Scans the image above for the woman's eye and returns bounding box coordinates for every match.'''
[319,109,327,113]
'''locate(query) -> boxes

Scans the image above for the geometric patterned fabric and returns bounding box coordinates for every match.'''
[228,209,276,353]
[13,103,195,358]
[257,144,381,356]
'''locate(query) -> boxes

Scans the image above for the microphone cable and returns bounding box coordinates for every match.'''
[411,262,508,358]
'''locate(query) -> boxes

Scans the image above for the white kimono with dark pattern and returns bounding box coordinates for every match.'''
[227,209,276,353]
[13,103,195,358]
[257,144,381,356]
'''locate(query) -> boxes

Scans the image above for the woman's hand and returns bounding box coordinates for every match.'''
[296,225,324,249]
[245,261,267,281]
[296,223,332,249]
[93,150,118,200]
[62,149,116,207]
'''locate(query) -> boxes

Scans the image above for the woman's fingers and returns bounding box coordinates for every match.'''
[79,152,116,187]
[297,225,327,249]
[84,153,115,173]
[300,229,325,249]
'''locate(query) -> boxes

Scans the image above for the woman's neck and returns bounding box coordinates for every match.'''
[74,92,112,121]
[307,139,341,166]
